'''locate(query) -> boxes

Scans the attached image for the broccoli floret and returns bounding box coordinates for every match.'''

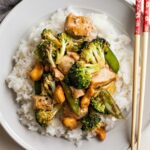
[41,73,56,96]
[94,38,110,51]
[66,38,87,52]
[81,37,120,73]
[35,110,53,127]
[81,112,101,131]
[55,33,72,64]
[80,38,105,66]
[91,97,105,113]
[95,38,119,73]
[92,88,124,119]
[55,33,86,63]
[67,61,100,89]
[36,40,50,60]
[41,29,61,47]
[35,40,56,68]
[35,104,62,127]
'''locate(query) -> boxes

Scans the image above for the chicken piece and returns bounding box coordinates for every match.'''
[91,68,116,87]
[53,68,64,81]
[70,86,85,98]
[62,117,78,130]
[29,63,44,81]
[57,55,75,75]
[67,52,80,61]
[86,86,95,97]
[96,128,106,141]
[32,96,52,110]
[80,86,95,109]
[80,96,90,109]
[54,85,65,104]
[44,64,50,72]
[65,13,94,37]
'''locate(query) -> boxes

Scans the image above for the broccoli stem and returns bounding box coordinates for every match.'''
[61,82,80,116]
[42,73,56,96]
[41,29,61,47]
[85,63,100,74]
[46,49,56,68]
[50,104,62,119]
[55,40,66,64]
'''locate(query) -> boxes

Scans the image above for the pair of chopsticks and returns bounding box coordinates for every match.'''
[131,0,150,150]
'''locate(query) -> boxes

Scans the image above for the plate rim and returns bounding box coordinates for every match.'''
[0,0,134,150]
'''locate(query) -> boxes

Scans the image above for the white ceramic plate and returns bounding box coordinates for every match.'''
[0,0,150,150]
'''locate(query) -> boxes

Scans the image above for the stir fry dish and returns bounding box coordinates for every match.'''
[29,14,123,141]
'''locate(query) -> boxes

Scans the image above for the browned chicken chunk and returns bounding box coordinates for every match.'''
[53,68,64,81]
[80,86,95,109]
[32,96,52,110]
[67,52,80,61]
[65,13,94,37]
[70,86,85,98]
[57,55,75,75]
[91,68,116,87]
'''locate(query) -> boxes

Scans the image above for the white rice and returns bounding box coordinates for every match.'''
[6,7,133,145]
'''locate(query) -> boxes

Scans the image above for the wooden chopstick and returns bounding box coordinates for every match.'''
[137,0,150,150]
[131,0,142,149]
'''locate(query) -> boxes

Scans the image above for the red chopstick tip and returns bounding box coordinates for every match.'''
[135,0,142,35]
[143,0,150,32]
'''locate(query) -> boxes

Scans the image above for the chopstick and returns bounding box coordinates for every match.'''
[131,0,142,149]
[137,0,150,150]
